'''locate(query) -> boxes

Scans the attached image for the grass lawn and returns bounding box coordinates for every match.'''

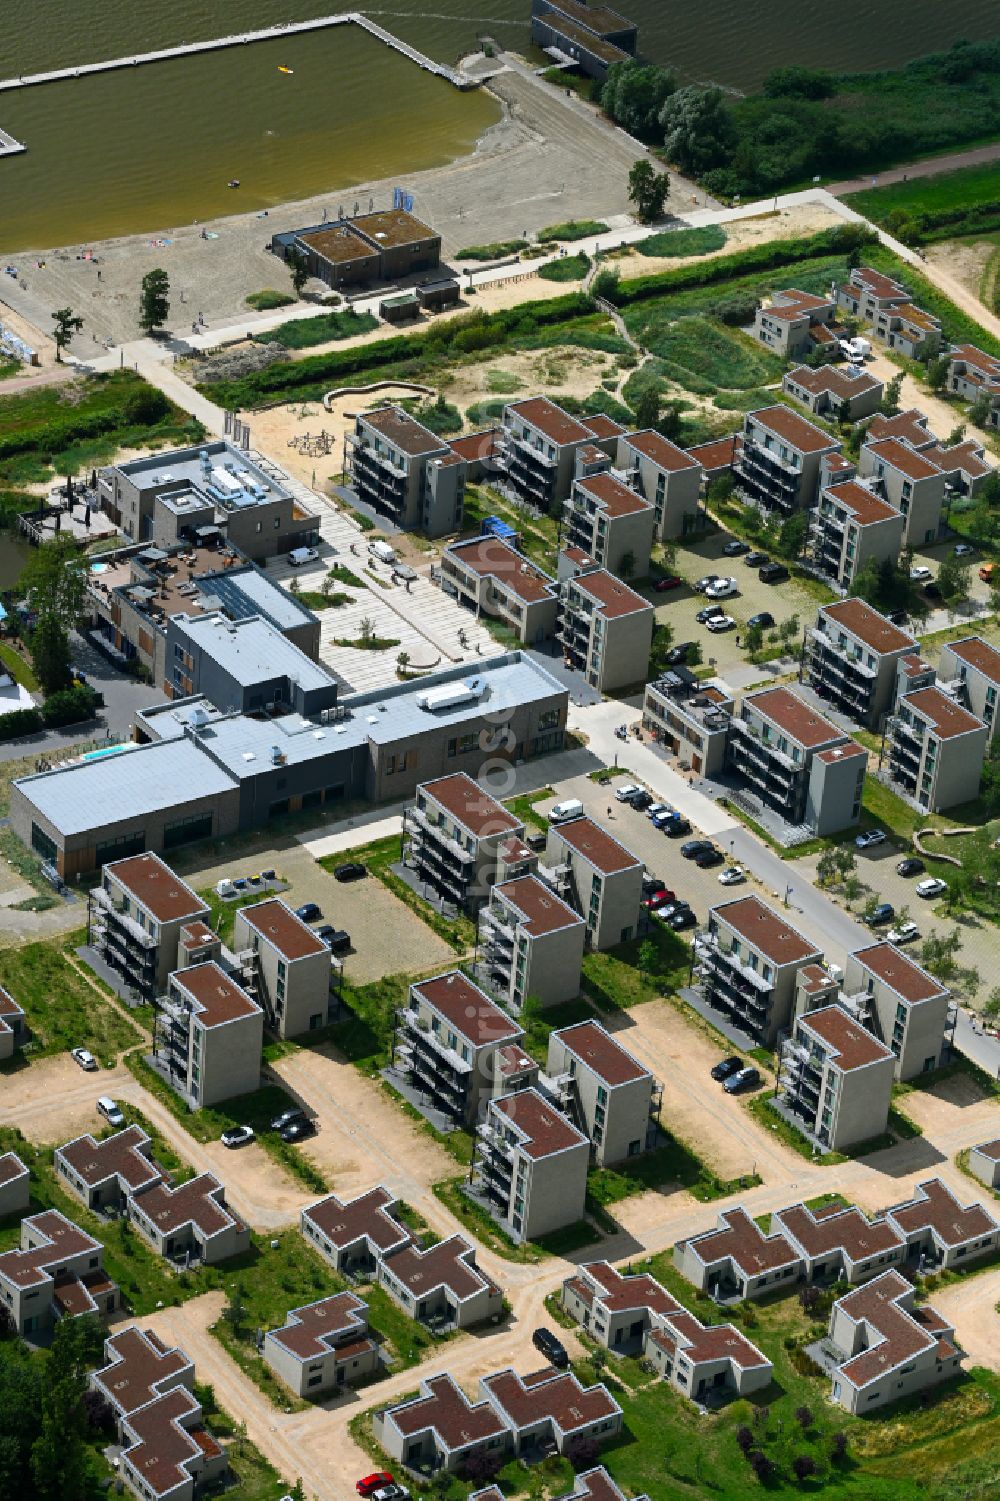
[844,163,1000,229]
[194,1385,291,1499]
[255,308,378,348]
[0,637,39,690]
[538,220,609,243]
[0,933,142,1066]
[639,226,728,259]
[462,484,561,573]
[538,253,590,282]
[502,786,555,832]
[581,925,690,1012]
[638,316,787,392]
[587,1136,762,1207]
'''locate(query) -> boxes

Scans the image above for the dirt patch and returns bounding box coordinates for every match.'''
[924,236,997,307]
[1,1055,134,1144]
[897,1072,998,1140]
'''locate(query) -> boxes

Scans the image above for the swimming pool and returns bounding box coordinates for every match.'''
[82,742,133,761]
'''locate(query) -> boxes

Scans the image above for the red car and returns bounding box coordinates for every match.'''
[654,575,682,592]
[641,888,676,910]
[358,1477,395,1497]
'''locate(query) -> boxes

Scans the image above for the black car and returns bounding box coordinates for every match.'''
[759,562,790,584]
[270,1107,307,1132]
[681,839,714,859]
[334,863,367,883]
[696,603,725,624]
[694,847,724,868]
[665,642,695,666]
[526,831,548,851]
[533,1327,569,1368]
[747,611,775,630]
[295,901,322,923]
[886,609,908,625]
[669,908,697,931]
[316,925,351,955]
[628,790,653,810]
[724,1066,761,1095]
[665,817,691,837]
[280,1118,316,1143]
[642,874,666,896]
[711,1056,743,1082]
[897,856,925,878]
[723,539,750,557]
[656,900,690,921]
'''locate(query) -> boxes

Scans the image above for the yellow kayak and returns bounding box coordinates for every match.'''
[278,66,294,74]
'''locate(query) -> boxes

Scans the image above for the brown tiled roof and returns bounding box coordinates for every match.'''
[57,1126,162,1195]
[798,963,835,993]
[822,480,900,527]
[444,537,555,605]
[131,1173,244,1240]
[507,397,592,447]
[412,970,522,1048]
[775,1202,904,1265]
[821,599,915,654]
[894,302,939,332]
[179,920,216,947]
[943,636,1000,686]
[303,1186,411,1257]
[491,1088,588,1160]
[561,544,594,566]
[571,1469,641,1501]
[744,685,842,750]
[0,1151,28,1187]
[973,1138,1000,1161]
[712,894,819,967]
[553,1019,648,1087]
[569,567,651,620]
[685,1207,799,1277]
[851,267,908,300]
[104,853,207,924]
[747,404,838,455]
[362,406,445,457]
[483,1366,620,1433]
[901,685,985,739]
[925,439,992,479]
[852,942,949,1004]
[786,365,881,400]
[494,874,582,937]
[0,984,24,1023]
[621,429,700,472]
[864,437,943,481]
[387,1373,508,1446]
[798,1005,893,1070]
[170,962,261,1027]
[267,1291,370,1360]
[815,741,867,765]
[580,413,627,440]
[236,898,327,961]
[887,1177,999,1247]
[383,1234,498,1304]
[121,1387,215,1499]
[835,1271,950,1390]
[575,470,654,518]
[661,1309,770,1371]
[899,652,933,677]
[866,409,935,449]
[0,1210,101,1289]
[686,433,742,472]
[420,772,522,838]
[550,814,641,875]
[495,1042,537,1078]
[447,428,500,462]
[52,1267,117,1317]
[499,834,534,862]
[95,1327,194,1416]
[575,1261,681,1317]
[577,442,611,467]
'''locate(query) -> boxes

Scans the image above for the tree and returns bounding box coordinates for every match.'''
[359,616,375,645]
[618,549,636,579]
[937,552,972,612]
[792,1455,818,1483]
[795,1405,814,1430]
[776,511,807,561]
[396,650,411,675]
[745,622,764,661]
[831,1431,849,1461]
[798,1284,821,1313]
[22,538,88,696]
[50,307,83,363]
[286,245,310,298]
[880,373,904,417]
[920,927,963,982]
[686,640,702,668]
[633,386,661,433]
[657,401,684,443]
[969,393,993,429]
[925,355,950,392]
[844,874,863,907]
[628,158,670,223]
[30,1316,99,1501]
[462,1451,501,1485]
[223,1286,247,1339]
[750,1452,776,1483]
[816,848,839,888]
[139,268,170,335]
[659,87,737,176]
[983,987,1000,1020]
[602,59,677,139]
[637,939,658,978]
[862,893,881,923]
[945,422,967,447]
[591,265,621,304]
[288,1481,306,1501]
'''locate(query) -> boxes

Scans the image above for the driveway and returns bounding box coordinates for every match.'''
[924,1267,1000,1372]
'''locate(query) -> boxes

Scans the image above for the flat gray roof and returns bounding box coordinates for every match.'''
[197,566,315,633]
[108,441,291,504]
[175,613,334,693]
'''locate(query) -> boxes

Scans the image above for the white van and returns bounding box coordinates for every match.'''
[369,540,397,565]
[548,798,584,825]
[97,1096,125,1128]
[215,877,237,898]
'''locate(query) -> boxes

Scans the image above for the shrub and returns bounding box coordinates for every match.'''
[457,239,529,261]
[42,683,100,727]
[245,290,294,311]
[538,219,609,242]
[0,706,43,742]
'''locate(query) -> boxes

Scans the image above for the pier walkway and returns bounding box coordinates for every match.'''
[0,12,471,94]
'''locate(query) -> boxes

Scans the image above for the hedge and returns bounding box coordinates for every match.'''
[0,707,43,741]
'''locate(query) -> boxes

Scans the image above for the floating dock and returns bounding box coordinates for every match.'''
[0,126,25,156]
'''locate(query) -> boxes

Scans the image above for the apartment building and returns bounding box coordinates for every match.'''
[771,1202,906,1286]
[152,963,263,1110]
[0,1152,30,1218]
[301,1186,412,1276]
[805,599,916,730]
[472,1087,590,1242]
[674,1207,801,1300]
[556,557,654,693]
[264,1291,378,1398]
[128,1172,251,1266]
[872,300,942,358]
[439,536,558,646]
[546,1020,659,1165]
[753,289,838,357]
[783,364,883,421]
[886,685,988,813]
[403,773,528,914]
[0,1210,118,1335]
[884,1177,1000,1270]
[0,983,26,1061]
[377,1233,503,1331]
[87,852,211,1004]
[562,1261,772,1401]
[865,408,935,450]
[99,441,318,560]
[937,636,1000,742]
[562,471,655,577]
[836,266,909,323]
[55,1125,163,1214]
[735,405,841,515]
[477,874,585,1012]
[807,480,905,591]
[827,1271,962,1414]
[345,405,466,536]
[946,343,1000,409]
[395,969,523,1127]
[777,1005,895,1153]
[543,814,643,950]
[844,942,952,1080]
[642,674,733,776]
[616,429,703,540]
[498,398,620,509]
[859,437,946,548]
[232,897,333,1038]
[968,1139,1000,1190]
[699,895,823,1048]
[727,686,865,836]
[530,0,638,81]
[163,610,340,720]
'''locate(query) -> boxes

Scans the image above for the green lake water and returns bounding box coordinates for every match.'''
[1,1,997,250]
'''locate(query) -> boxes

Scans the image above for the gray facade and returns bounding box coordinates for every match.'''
[439,536,558,646]
[699,895,822,1048]
[153,963,263,1110]
[232,898,334,1038]
[805,599,915,731]
[858,439,945,549]
[87,852,211,1004]
[561,471,655,578]
[394,970,523,1128]
[499,398,621,510]
[642,675,733,776]
[556,558,654,693]
[346,405,465,536]
[529,0,637,81]
[783,364,883,422]
[753,289,838,358]
[543,814,642,950]
[886,685,987,814]
[937,636,1000,742]
[807,480,904,592]
[727,685,861,836]
[616,429,703,541]
[778,1004,895,1152]
[546,1019,658,1165]
[402,773,528,914]
[843,942,952,1082]
[735,405,841,516]
[472,1087,590,1242]
[477,874,585,1012]
[263,1292,378,1398]
[827,1272,962,1414]
[165,612,340,717]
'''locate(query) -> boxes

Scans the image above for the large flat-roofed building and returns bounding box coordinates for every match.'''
[727,686,865,836]
[530,0,637,80]
[777,1005,895,1153]
[543,814,643,950]
[232,898,334,1038]
[477,874,585,1012]
[735,405,841,515]
[807,480,904,592]
[937,636,1000,742]
[872,301,942,358]
[844,942,952,1080]
[98,441,318,560]
[561,471,655,578]
[11,651,568,878]
[128,1172,251,1266]
[556,556,654,693]
[403,773,528,914]
[55,1126,163,1215]
[883,1177,1000,1270]
[87,852,211,1004]
[770,1201,906,1286]
[472,1087,590,1242]
[394,970,523,1127]
[164,611,341,716]
[152,963,263,1109]
[886,685,987,813]
[271,208,441,288]
[439,536,558,647]
[826,1271,963,1414]
[642,673,733,776]
[616,429,703,541]
[674,1207,801,1301]
[805,599,916,730]
[0,984,26,1062]
[858,438,946,549]
[263,1292,378,1398]
[699,895,822,1048]
[546,1020,659,1165]
[345,404,466,536]
[783,364,883,422]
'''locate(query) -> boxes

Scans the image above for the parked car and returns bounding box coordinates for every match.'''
[696,603,725,624]
[221,1125,255,1149]
[910,565,933,582]
[646,804,670,821]
[747,611,775,630]
[642,874,666,896]
[642,889,675,911]
[289,546,319,567]
[333,863,366,883]
[722,539,750,557]
[71,1048,97,1072]
[758,562,789,583]
[317,926,351,955]
[868,902,894,926]
[711,1056,743,1082]
[916,876,948,898]
[706,614,736,633]
[615,783,643,803]
[533,1327,569,1368]
[897,856,925,877]
[695,847,725,868]
[886,609,908,625]
[668,907,697,930]
[656,900,690,922]
[887,921,920,945]
[723,1066,761,1094]
[693,574,721,593]
[979,563,995,583]
[97,1096,124,1127]
[704,577,738,599]
[280,1118,317,1143]
[664,817,691,837]
[357,1475,395,1497]
[654,574,683,592]
[681,839,714,859]
[629,790,653,811]
[371,1486,409,1501]
[525,831,548,851]
[270,1107,306,1133]
[953,543,974,556]
[295,901,322,923]
[745,551,769,567]
[666,642,695,665]
[718,866,746,886]
[651,809,678,828]
[855,829,886,850]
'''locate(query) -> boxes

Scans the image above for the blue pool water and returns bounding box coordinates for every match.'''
[82,743,132,761]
